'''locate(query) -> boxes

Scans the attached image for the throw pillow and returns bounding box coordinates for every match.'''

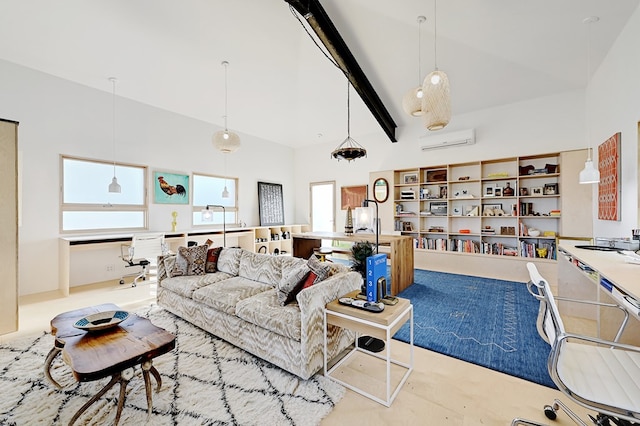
[172,245,209,276]
[164,255,178,278]
[307,254,332,285]
[277,263,311,306]
[301,271,318,290]
[205,247,223,273]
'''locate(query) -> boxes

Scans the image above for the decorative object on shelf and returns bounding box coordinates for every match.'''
[487,172,509,178]
[402,15,427,117]
[545,164,558,174]
[501,226,516,235]
[257,181,285,226]
[494,187,503,197]
[345,206,354,235]
[458,176,470,181]
[597,132,621,220]
[519,165,535,176]
[422,0,450,131]
[544,183,558,195]
[201,204,226,246]
[154,171,189,204]
[503,182,515,196]
[527,228,541,237]
[485,186,494,197]
[331,79,367,162]
[403,172,418,184]
[400,190,416,200]
[341,185,367,210]
[212,61,241,154]
[536,247,548,258]
[452,206,462,216]
[429,201,447,216]
[465,205,479,216]
[531,187,543,195]
[402,222,414,231]
[453,189,471,198]
[519,187,528,196]
[171,211,178,232]
[439,186,447,198]
[426,169,447,182]
[579,17,601,185]
[107,77,121,193]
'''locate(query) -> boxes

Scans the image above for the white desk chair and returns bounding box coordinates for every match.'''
[121,233,169,287]
[512,262,638,426]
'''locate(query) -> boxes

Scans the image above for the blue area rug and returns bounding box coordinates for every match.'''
[393,269,555,388]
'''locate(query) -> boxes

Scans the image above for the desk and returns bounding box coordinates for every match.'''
[558,242,640,344]
[292,232,414,295]
[324,290,413,407]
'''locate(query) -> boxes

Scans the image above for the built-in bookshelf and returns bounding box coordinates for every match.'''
[393,153,561,261]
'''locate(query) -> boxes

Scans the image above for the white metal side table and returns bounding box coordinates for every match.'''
[324,290,414,407]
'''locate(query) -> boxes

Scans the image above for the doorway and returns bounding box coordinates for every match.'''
[310,181,335,232]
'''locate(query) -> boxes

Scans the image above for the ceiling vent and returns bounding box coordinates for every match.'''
[420,128,475,151]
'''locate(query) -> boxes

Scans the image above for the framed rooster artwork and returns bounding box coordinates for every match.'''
[153,171,189,204]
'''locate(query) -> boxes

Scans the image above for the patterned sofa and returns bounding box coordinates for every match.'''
[156,247,361,380]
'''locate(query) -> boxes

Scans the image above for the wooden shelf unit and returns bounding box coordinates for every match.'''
[393,153,562,261]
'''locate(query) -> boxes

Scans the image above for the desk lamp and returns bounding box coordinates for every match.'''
[201,205,226,247]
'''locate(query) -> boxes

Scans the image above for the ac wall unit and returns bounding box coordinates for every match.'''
[420,128,475,151]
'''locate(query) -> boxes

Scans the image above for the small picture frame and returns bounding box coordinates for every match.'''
[519,187,529,196]
[403,172,418,184]
[494,187,503,197]
[402,221,414,232]
[485,186,494,197]
[531,187,543,196]
[544,183,558,195]
[439,186,448,199]
[452,206,463,216]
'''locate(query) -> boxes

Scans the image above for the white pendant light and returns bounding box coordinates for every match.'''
[108,77,121,193]
[331,80,367,162]
[402,16,426,117]
[579,16,600,185]
[213,61,241,153]
[422,0,451,131]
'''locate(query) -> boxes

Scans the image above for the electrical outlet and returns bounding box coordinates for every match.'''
[106,264,115,272]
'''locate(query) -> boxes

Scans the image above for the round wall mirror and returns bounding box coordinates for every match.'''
[373,178,389,203]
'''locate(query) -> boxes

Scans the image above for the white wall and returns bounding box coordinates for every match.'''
[588,6,640,238]
[0,59,295,295]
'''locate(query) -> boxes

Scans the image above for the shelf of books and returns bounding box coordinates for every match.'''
[393,153,561,262]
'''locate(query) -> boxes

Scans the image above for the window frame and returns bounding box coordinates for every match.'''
[192,171,239,227]
[60,155,148,233]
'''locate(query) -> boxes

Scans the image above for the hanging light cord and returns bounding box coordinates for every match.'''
[222,61,229,131]
[433,0,438,71]
[346,80,351,137]
[417,17,423,85]
[586,17,593,160]
[111,77,117,177]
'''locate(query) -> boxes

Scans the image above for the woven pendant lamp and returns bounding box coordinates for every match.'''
[421,0,451,131]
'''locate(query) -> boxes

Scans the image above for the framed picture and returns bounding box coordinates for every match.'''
[598,132,621,221]
[531,187,543,195]
[452,206,462,216]
[439,186,448,199]
[257,181,285,226]
[429,201,448,216]
[484,186,494,197]
[425,169,447,182]
[153,171,189,204]
[402,221,414,232]
[544,183,558,195]
[519,187,529,196]
[494,187,503,197]
[403,172,418,184]
[341,185,367,210]
[482,203,502,214]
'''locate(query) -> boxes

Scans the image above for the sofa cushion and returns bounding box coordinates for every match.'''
[164,255,177,277]
[192,276,272,315]
[277,262,311,306]
[238,250,282,286]
[160,272,233,299]
[236,289,302,341]
[216,247,242,276]
[205,247,223,273]
[172,245,209,276]
[306,255,332,284]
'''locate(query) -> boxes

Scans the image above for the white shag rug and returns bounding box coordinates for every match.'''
[0,305,344,425]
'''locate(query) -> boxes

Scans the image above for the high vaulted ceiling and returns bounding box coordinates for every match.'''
[0,0,638,148]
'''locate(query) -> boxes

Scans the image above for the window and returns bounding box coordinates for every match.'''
[61,156,147,232]
[192,173,238,226]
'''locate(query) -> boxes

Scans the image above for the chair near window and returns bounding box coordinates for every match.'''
[120,233,169,287]
[512,263,639,426]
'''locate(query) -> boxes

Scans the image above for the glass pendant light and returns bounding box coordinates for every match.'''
[108,77,121,193]
[422,0,451,131]
[579,16,600,184]
[402,16,426,117]
[213,61,241,153]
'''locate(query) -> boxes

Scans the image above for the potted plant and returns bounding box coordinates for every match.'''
[350,241,374,295]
